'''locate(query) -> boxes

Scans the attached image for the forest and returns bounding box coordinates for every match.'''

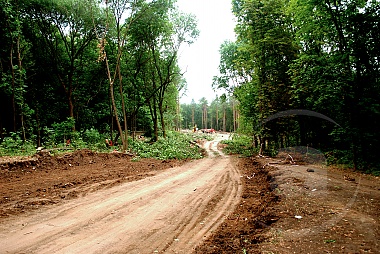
[1,0,380,172]
[0,0,199,152]
[209,0,380,172]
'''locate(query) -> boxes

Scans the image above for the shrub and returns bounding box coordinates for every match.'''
[0,132,35,156]
[221,134,257,157]
[129,131,205,160]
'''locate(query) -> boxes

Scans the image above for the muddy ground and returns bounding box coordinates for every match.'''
[1,149,379,253]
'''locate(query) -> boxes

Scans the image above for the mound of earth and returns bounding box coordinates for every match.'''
[1,149,379,253]
[0,150,187,220]
[196,156,380,253]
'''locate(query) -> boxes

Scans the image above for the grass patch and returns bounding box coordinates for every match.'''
[129,131,208,160]
[0,130,210,161]
[220,134,257,157]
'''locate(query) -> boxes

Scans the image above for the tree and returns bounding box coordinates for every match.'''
[199,97,208,129]
[288,0,380,169]
[29,0,101,129]
[128,1,198,140]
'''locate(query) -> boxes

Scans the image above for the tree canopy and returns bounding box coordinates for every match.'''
[211,0,380,171]
[0,0,198,149]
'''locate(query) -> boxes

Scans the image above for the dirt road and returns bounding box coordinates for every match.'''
[0,134,242,253]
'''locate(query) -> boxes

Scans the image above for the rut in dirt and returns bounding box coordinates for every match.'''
[0,135,242,253]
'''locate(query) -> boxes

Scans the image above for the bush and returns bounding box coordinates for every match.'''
[0,132,35,156]
[221,134,257,157]
[82,128,107,151]
[129,131,204,160]
[51,117,76,144]
[187,132,214,141]
[325,149,355,168]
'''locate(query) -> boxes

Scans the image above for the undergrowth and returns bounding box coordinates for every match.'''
[221,134,257,157]
[129,131,206,160]
[0,130,209,161]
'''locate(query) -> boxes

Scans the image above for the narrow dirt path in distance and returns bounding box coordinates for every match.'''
[0,134,241,253]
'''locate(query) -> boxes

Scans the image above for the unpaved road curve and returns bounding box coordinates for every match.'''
[0,134,241,253]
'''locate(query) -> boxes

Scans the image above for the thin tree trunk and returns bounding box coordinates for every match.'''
[210,112,213,129]
[205,107,207,129]
[105,57,125,148]
[10,44,16,132]
[233,100,236,132]
[36,107,41,147]
[176,96,180,131]
[149,98,159,142]
[158,100,166,138]
[223,105,226,132]
[216,104,219,131]
[201,108,204,129]
[117,66,128,151]
[16,35,26,141]
[191,106,194,128]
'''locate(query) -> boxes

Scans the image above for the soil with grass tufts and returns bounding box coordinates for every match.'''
[0,149,187,220]
[0,143,379,253]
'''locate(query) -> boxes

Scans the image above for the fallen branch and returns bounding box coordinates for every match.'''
[287,154,295,164]
[37,147,74,152]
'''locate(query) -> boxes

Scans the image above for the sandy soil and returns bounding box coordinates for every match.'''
[1,135,379,253]
[0,135,242,253]
[196,154,380,254]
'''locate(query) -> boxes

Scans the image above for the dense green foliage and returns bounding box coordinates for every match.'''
[129,131,204,160]
[221,134,257,157]
[0,0,198,152]
[2,0,379,172]
[181,96,240,132]
[212,0,380,172]
[0,126,207,160]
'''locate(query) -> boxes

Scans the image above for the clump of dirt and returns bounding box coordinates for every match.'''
[1,149,379,253]
[195,157,280,253]
[0,150,187,221]
[195,156,380,253]
[258,158,380,253]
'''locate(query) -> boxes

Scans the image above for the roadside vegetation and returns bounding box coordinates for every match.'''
[129,131,206,160]
[220,134,257,157]
[0,117,209,160]
[209,0,380,174]
[2,0,379,174]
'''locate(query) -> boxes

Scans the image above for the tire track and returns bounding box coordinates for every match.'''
[0,134,241,253]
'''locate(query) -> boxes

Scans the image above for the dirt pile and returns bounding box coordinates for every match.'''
[196,156,380,253]
[195,157,279,253]
[0,150,186,220]
[1,149,379,253]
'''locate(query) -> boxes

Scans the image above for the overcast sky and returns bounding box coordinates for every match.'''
[175,0,236,104]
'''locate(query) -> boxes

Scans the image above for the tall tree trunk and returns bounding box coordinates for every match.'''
[223,104,226,132]
[59,71,76,131]
[205,107,207,129]
[191,106,195,128]
[149,98,159,142]
[118,66,128,151]
[36,107,41,147]
[16,34,26,141]
[68,90,74,119]
[201,108,204,129]
[176,96,180,131]
[105,57,125,148]
[10,44,16,132]
[210,112,213,129]
[216,104,219,131]
[202,105,207,129]
[158,100,166,138]
[232,100,236,132]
